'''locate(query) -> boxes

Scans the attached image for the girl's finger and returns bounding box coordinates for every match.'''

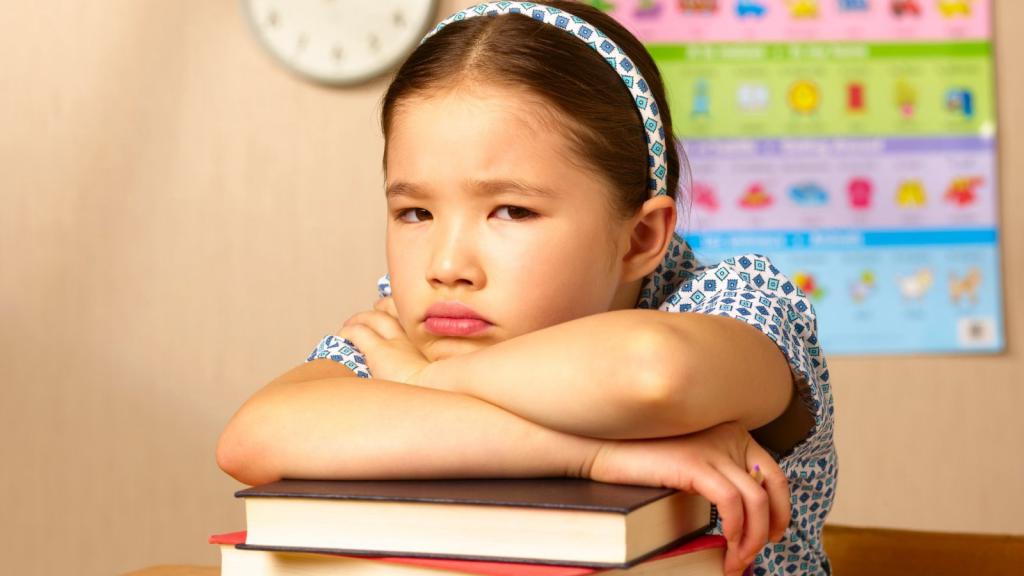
[338,323,382,351]
[747,445,791,543]
[374,297,399,319]
[687,465,746,575]
[715,459,770,569]
[342,311,404,340]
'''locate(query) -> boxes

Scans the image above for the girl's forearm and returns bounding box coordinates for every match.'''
[418,309,675,440]
[216,374,604,487]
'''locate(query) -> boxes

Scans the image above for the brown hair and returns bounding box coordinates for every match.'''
[380,0,689,225]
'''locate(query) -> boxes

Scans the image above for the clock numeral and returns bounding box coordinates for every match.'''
[266,10,280,28]
[393,11,405,28]
[368,34,380,53]
[331,45,344,62]
[296,33,308,53]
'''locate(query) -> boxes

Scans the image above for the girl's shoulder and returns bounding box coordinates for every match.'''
[638,234,815,324]
[641,233,834,456]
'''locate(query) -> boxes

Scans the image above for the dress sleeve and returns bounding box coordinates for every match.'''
[661,253,834,461]
[300,273,393,379]
[305,334,372,379]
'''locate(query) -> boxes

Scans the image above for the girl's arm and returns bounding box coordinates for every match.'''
[216,359,791,574]
[215,359,604,487]
[418,309,793,441]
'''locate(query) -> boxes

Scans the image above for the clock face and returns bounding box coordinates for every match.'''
[242,0,439,86]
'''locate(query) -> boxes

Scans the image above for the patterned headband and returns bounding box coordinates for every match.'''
[421,2,671,199]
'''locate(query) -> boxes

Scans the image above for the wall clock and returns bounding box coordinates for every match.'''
[242,1,439,86]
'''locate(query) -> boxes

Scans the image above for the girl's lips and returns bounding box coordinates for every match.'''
[424,317,492,337]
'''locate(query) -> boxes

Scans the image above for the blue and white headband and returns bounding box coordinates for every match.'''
[421,2,670,199]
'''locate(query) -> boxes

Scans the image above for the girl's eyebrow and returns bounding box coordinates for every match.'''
[385,179,560,200]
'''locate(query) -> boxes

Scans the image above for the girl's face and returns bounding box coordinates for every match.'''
[384,85,638,362]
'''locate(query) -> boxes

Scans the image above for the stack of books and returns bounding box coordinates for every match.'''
[208,477,725,575]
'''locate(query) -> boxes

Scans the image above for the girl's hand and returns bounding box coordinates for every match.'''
[336,297,431,385]
[586,421,790,576]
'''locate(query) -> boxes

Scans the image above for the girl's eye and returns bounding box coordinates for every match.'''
[394,206,536,223]
[395,208,432,223]
[494,205,536,221]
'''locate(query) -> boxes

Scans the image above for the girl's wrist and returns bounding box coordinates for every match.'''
[407,356,455,393]
[410,353,471,394]
[575,438,611,480]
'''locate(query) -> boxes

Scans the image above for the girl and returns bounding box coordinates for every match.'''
[217,2,837,575]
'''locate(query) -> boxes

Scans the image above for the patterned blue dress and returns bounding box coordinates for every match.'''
[306,231,837,575]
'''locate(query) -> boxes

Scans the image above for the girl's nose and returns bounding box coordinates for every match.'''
[425,219,484,290]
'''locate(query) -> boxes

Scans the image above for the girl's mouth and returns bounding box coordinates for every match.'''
[424,317,493,337]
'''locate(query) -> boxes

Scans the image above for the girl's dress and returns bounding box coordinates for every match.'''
[306,231,837,575]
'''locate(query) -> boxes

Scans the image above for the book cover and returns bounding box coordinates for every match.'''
[234,477,712,568]
[235,477,685,512]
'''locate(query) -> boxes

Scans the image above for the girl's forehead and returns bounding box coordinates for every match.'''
[392,85,566,144]
[386,88,599,194]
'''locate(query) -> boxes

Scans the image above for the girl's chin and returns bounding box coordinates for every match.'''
[423,337,491,361]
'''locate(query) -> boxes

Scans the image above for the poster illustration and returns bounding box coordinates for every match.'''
[592,0,1003,355]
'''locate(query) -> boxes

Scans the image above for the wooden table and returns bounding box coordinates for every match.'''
[122,566,218,576]
[123,526,1024,576]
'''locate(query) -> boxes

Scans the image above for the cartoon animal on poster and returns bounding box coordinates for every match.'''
[949,267,982,306]
[898,268,934,300]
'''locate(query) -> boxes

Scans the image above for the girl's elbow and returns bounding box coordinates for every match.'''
[629,323,685,405]
[216,419,280,487]
[216,428,248,483]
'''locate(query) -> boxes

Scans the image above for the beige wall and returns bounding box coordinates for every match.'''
[1,1,1020,575]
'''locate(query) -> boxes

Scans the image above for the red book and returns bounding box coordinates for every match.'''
[209,530,726,576]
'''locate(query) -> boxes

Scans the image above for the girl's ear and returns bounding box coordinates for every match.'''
[618,195,677,284]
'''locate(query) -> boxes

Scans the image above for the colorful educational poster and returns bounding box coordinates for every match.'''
[592,0,1003,355]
